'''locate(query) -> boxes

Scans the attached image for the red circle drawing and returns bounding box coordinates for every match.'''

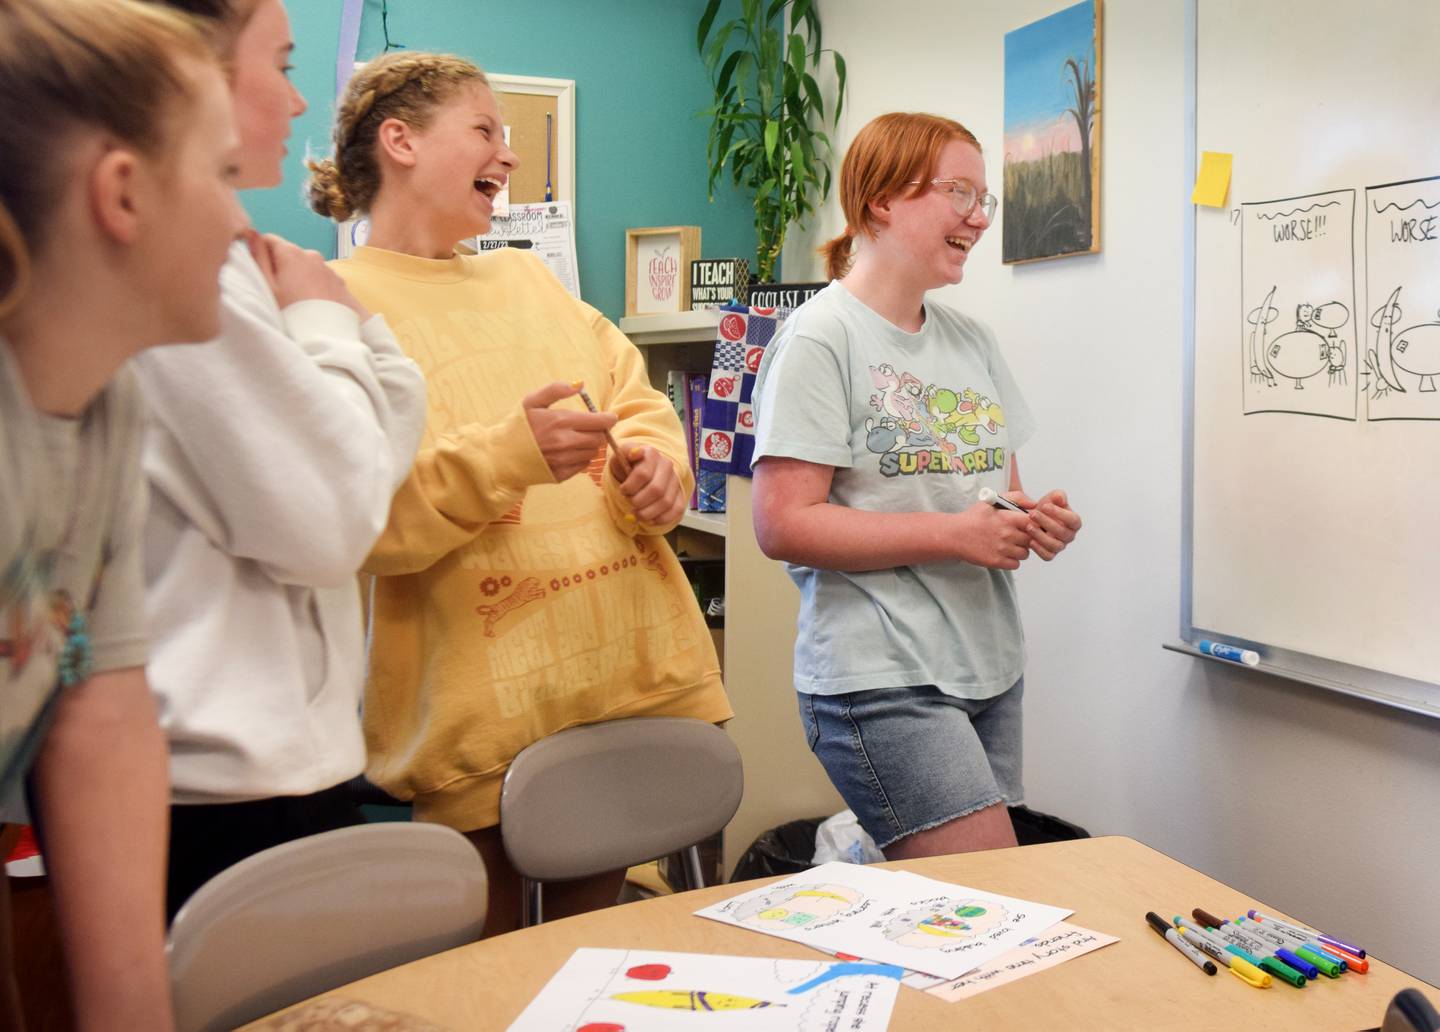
[704,432,732,460]
[625,963,671,980]
[712,375,736,399]
[745,347,764,373]
[719,313,745,340]
[738,409,755,429]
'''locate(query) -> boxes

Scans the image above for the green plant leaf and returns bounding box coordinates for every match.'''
[698,0,722,53]
[742,0,759,27]
[703,21,735,73]
[791,0,813,30]
[766,0,788,24]
[802,72,824,120]
[833,51,847,123]
[733,50,754,105]
[787,32,807,84]
[715,49,744,99]
[763,119,779,162]
[793,132,812,168]
[782,66,800,106]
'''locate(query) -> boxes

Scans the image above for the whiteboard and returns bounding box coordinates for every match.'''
[1184,0,1440,715]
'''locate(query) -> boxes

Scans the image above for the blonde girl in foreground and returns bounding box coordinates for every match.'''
[309,51,732,935]
[0,0,245,1025]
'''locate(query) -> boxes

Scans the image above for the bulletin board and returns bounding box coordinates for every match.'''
[489,73,576,208]
[1178,0,1440,715]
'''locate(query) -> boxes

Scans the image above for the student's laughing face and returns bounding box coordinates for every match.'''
[407,82,518,243]
[882,138,992,290]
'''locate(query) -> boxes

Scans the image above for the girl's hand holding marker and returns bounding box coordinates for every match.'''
[574,383,632,478]
[978,487,1083,563]
[575,383,688,527]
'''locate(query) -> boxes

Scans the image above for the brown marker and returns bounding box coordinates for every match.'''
[575,384,632,478]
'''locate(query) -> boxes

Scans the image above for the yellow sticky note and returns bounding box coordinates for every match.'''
[1192,151,1233,207]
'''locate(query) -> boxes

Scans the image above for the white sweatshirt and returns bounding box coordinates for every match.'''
[132,242,426,804]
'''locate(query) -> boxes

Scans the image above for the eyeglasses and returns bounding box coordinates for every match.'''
[906,178,998,221]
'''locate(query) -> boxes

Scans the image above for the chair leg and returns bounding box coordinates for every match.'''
[681,845,706,891]
[522,877,543,927]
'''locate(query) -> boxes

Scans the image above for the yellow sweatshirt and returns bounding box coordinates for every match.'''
[334,246,731,830]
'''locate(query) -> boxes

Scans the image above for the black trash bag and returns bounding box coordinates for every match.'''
[1009,804,1090,845]
[729,816,827,883]
[729,807,1089,884]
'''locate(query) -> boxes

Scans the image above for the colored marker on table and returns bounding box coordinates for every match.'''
[1236,918,1346,977]
[1171,921,1271,988]
[1193,909,1307,987]
[1197,639,1260,666]
[1147,912,1217,975]
[1247,909,1366,959]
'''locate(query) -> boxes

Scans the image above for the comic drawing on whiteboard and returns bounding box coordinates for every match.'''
[504,949,903,1032]
[1240,190,1357,419]
[1364,176,1440,421]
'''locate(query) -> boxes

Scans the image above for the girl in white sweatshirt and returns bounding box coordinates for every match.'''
[132,0,427,918]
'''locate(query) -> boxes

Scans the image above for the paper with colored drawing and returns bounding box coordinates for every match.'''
[504,948,902,1032]
[693,861,1072,980]
[901,922,1119,1001]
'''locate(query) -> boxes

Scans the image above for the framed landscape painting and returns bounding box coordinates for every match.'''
[1002,0,1102,264]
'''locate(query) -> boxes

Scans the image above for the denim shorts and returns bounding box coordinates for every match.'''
[797,680,1024,850]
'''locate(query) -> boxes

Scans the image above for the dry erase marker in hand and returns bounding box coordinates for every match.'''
[977,487,1029,514]
[574,383,632,478]
[1198,639,1259,666]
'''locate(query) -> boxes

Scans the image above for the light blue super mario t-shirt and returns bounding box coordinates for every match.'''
[751,281,1036,700]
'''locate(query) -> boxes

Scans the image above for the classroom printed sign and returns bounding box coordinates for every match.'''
[694,861,1072,980]
[1240,189,1358,419]
[1363,176,1440,421]
[900,922,1119,1002]
[505,948,902,1032]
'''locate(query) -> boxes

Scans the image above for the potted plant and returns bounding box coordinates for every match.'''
[698,0,847,283]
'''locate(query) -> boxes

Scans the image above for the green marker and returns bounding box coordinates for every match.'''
[1258,955,1308,988]
[1297,945,1344,978]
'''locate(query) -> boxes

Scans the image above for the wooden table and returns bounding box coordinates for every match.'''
[245,836,1434,1031]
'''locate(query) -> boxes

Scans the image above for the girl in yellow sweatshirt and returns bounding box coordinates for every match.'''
[308,52,731,934]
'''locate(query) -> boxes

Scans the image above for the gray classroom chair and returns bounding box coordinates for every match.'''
[166,821,487,1032]
[500,716,744,926]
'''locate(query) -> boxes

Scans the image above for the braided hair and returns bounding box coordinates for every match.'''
[307,51,488,222]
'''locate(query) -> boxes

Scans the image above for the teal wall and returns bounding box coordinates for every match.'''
[240,0,756,322]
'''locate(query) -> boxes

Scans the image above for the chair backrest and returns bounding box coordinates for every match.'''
[1383,988,1440,1032]
[167,821,487,1032]
[500,717,744,882]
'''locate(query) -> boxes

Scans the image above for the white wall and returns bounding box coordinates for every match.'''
[783,0,1440,985]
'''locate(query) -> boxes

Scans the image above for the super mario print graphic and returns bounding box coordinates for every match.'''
[865,364,1007,478]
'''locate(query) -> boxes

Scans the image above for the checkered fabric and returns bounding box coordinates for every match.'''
[700,304,789,482]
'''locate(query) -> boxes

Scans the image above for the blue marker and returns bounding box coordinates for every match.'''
[1198,639,1259,666]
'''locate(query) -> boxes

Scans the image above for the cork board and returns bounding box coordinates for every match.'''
[489,74,575,207]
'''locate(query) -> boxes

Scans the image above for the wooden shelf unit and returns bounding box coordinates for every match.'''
[620,310,843,876]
